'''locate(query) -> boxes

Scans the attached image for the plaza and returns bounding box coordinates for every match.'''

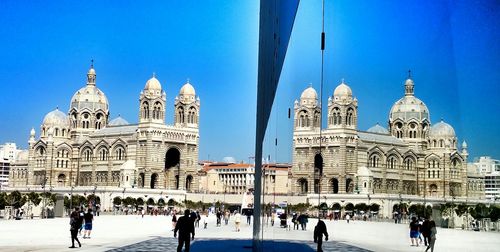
[1,214,499,252]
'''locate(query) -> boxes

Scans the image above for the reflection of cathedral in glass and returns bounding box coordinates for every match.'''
[10,64,201,191]
[291,75,479,198]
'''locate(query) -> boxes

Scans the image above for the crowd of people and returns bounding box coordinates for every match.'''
[408,216,438,252]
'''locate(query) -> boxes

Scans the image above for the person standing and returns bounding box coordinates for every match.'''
[83,208,94,239]
[292,213,298,230]
[216,211,222,227]
[69,207,82,248]
[314,220,329,252]
[78,207,85,236]
[409,217,419,246]
[425,220,437,252]
[234,211,241,232]
[174,209,195,252]
[346,214,350,224]
[141,208,145,218]
[246,211,252,225]
[224,210,229,225]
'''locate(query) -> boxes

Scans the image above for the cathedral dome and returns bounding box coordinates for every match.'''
[367,123,389,134]
[430,120,456,138]
[144,76,162,91]
[108,116,129,126]
[43,108,69,128]
[333,81,352,99]
[180,82,196,96]
[71,85,109,112]
[389,96,429,122]
[300,86,317,100]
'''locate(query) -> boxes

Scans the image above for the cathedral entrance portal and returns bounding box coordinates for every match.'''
[165,148,181,189]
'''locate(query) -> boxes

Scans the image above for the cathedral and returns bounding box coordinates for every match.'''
[291,74,482,199]
[10,63,200,191]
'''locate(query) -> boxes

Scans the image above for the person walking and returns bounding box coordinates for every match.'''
[224,210,229,225]
[216,211,222,227]
[83,208,94,239]
[171,212,177,231]
[174,209,195,252]
[314,220,329,252]
[246,211,252,225]
[69,207,82,248]
[421,217,431,247]
[425,220,437,252]
[346,214,350,224]
[235,211,241,232]
[292,213,298,230]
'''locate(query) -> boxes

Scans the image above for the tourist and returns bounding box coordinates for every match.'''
[271,211,276,226]
[174,209,195,252]
[234,211,241,232]
[292,213,299,230]
[421,217,431,247]
[314,219,329,252]
[346,213,350,224]
[224,210,229,225]
[78,207,85,236]
[141,208,145,218]
[171,212,178,231]
[203,212,209,229]
[69,207,82,248]
[409,216,419,246]
[425,220,437,252]
[246,211,252,225]
[216,211,222,226]
[195,211,201,228]
[83,208,94,239]
[299,214,308,230]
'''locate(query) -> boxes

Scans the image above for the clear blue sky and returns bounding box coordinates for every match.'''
[0,1,498,163]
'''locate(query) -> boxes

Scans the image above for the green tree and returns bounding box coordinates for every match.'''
[0,192,7,209]
[489,205,500,222]
[27,192,41,206]
[147,198,156,206]
[470,203,489,219]
[5,191,26,208]
[123,197,136,207]
[354,203,368,212]
[113,197,122,206]
[167,198,178,206]
[332,203,341,211]
[440,202,456,218]
[158,198,166,206]
[370,203,380,212]
[136,198,144,206]
[345,203,354,212]
[455,203,468,218]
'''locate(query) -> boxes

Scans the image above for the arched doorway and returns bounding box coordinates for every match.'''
[331,178,339,194]
[57,174,66,187]
[185,175,193,192]
[165,147,181,189]
[346,178,353,193]
[150,173,158,189]
[314,154,323,175]
[138,173,145,188]
[429,184,438,197]
[298,178,308,194]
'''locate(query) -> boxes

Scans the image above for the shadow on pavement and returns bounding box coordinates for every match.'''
[106,236,372,252]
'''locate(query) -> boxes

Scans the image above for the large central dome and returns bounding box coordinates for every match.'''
[70,66,109,112]
[389,78,430,122]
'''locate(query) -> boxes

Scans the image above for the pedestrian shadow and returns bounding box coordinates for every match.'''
[106,237,372,252]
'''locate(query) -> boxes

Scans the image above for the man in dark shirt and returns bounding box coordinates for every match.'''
[69,207,81,248]
[314,220,329,252]
[421,217,431,246]
[174,209,195,252]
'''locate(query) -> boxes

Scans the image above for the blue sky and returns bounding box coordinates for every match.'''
[0,1,498,163]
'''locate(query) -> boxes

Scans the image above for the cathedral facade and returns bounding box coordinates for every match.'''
[10,64,200,191]
[291,75,482,199]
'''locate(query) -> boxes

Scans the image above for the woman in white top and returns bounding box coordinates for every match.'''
[234,211,242,232]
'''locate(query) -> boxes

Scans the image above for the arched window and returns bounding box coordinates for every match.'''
[387,156,398,169]
[83,149,92,161]
[313,111,320,127]
[99,148,108,161]
[188,107,197,124]
[331,107,341,125]
[394,122,403,138]
[82,113,90,129]
[115,147,125,160]
[369,153,381,167]
[153,102,162,119]
[346,108,354,125]
[142,102,150,119]
[298,110,309,127]
[404,157,414,170]
[177,107,185,124]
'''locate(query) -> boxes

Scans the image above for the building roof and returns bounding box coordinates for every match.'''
[358,131,405,145]
[91,124,138,136]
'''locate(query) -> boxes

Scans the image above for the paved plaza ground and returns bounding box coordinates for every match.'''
[1,214,499,252]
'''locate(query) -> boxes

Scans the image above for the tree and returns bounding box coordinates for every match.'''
[136,198,144,207]
[370,203,380,212]
[345,203,354,212]
[0,192,6,209]
[27,192,42,206]
[113,197,122,206]
[440,202,456,218]
[489,205,500,222]
[455,203,468,218]
[354,203,368,212]
[332,203,341,211]
[5,191,26,208]
[147,198,156,206]
[158,198,166,207]
[167,198,178,206]
[123,197,136,207]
